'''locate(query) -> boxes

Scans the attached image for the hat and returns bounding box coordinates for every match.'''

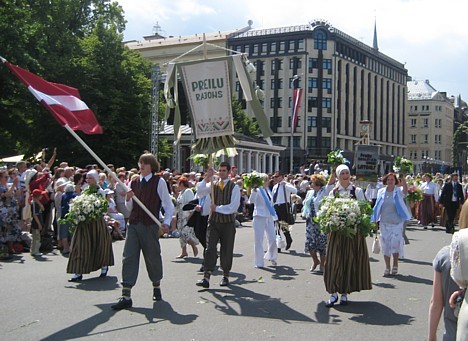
[183,198,199,211]
[104,188,114,195]
[424,173,433,180]
[86,169,99,182]
[24,169,38,185]
[32,189,46,197]
[336,164,350,177]
[55,178,71,190]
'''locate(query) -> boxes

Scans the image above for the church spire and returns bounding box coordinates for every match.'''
[373,18,379,51]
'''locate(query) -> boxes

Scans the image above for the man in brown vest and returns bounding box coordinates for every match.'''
[112,153,174,310]
[196,161,240,288]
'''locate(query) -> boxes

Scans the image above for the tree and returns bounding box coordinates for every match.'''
[0,0,152,168]
[232,99,261,137]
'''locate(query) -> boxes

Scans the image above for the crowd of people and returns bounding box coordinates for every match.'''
[1,150,468,338]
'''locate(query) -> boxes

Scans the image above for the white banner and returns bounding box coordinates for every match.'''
[180,59,233,139]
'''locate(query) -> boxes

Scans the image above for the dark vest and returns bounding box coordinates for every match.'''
[210,180,236,224]
[333,185,357,199]
[129,175,161,225]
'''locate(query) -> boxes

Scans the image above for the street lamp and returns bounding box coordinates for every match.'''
[290,75,300,174]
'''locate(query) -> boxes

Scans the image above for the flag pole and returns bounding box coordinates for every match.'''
[63,124,162,228]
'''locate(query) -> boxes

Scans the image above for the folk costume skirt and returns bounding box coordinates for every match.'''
[67,218,114,274]
[324,232,372,294]
[418,194,436,226]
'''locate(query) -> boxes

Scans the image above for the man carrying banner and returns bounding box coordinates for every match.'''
[196,162,240,288]
[112,153,174,310]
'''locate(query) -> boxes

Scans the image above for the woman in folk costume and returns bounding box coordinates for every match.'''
[175,177,199,258]
[324,164,372,307]
[371,173,411,277]
[67,170,114,282]
[249,174,278,268]
[418,173,438,229]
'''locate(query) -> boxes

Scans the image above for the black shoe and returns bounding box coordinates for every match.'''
[111,297,132,310]
[68,275,82,282]
[340,295,348,306]
[325,294,338,308]
[219,276,229,287]
[99,266,109,278]
[153,287,162,301]
[196,278,210,288]
[285,241,292,250]
[198,266,204,273]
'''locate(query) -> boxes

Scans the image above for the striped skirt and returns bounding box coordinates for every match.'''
[67,218,114,274]
[324,232,372,294]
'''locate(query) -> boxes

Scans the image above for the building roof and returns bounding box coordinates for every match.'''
[407,80,438,100]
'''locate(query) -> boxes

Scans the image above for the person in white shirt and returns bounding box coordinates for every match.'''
[249,174,278,268]
[418,173,439,229]
[272,171,297,250]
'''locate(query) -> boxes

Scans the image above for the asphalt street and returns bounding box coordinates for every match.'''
[1,218,455,340]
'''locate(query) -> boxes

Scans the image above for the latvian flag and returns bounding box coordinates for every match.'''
[2,58,102,134]
[292,88,303,133]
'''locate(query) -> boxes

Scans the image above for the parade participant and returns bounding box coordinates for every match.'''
[112,153,173,310]
[439,173,464,234]
[196,162,240,288]
[418,173,438,229]
[67,170,114,282]
[371,173,411,276]
[249,174,278,268]
[303,174,331,273]
[175,177,198,259]
[324,164,372,307]
[272,171,297,250]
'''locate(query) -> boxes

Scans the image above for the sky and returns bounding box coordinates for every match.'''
[117,0,468,100]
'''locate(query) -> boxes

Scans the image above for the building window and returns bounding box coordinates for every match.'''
[307,116,317,130]
[279,41,286,52]
[270,42,277,53]
[288,116,301,128]
[308,97,318,112]
[322,78,332,92]
[269,116,282,128]
[309,58,318,73]
[410,118,417,128]
[411,135,416,144]
[252,44,259,55]
[270,79,275,90]
[235,81,240,92]
[435,118,441,128]
[270,136,282,145]
[244,44,250,55]
[288,40,295,52]
[307,136,317,148]
[322,117,331,132]
[298,39,304,50]
[424,134,429,144]
[322,97,332,109]
[314,29,327,50]
[323,59,332,74]
[309,77,318,90]
[260,43,268,55]
[321,137,331,148]
[423,118,428,128]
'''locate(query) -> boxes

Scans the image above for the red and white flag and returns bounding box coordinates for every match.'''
[3,59,103,134]
[292,88,303,133]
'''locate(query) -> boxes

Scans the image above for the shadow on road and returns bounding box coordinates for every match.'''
[393,274,433,286]
[314,300,414,325]
[200,282,314,323]
[66,276,120,291]
[41,301,198,340]
[399,258,433,266]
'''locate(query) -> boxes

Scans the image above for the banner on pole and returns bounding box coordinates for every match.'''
[179,59,233,139]
[355,145,379,181]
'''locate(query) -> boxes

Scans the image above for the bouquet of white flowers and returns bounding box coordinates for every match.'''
[59,188,109,234]
[327,149,349,167]
[314,194,375,238]
[242,171,265,189]
[393,156,413,174]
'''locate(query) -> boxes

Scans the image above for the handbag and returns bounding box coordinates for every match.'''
[372,234,381,254]
[276,224,286,249]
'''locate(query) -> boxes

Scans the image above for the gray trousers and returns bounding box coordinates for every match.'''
[121,223,162,288]
[204,220,236,275]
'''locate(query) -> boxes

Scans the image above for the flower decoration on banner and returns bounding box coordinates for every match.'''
[393,156,413,174]
[242,171,265,189]
[406,185,424,203]
[327,149,349,167]
[59,188,108,234]
[314,194,375,238]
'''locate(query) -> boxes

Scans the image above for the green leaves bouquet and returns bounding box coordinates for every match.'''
[59,190,109,234]
[393,156,413,174]
[314,195,375,238]
[242,171,265,189]
[327,149,349,167]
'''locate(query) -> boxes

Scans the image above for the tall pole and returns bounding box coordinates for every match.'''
[290,75,299,174]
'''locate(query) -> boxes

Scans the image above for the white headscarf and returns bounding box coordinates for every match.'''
[87,169,99,182]
[336,164,350,177]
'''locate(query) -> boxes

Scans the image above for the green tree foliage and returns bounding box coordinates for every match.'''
[232,99,261,137]
[0,0,152,168]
